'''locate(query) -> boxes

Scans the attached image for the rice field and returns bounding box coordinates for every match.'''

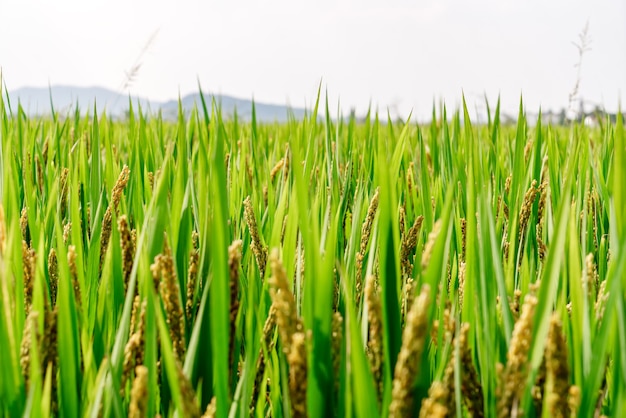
[0,89,624,417]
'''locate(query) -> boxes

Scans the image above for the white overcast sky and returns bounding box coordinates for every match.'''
[1,0,625,120]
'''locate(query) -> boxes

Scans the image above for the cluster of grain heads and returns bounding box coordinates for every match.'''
[3,92,626,417]
[389,284,431,418]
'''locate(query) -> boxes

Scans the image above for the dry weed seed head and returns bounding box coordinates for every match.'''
[497,293,538,418]
[355,187,380,306]
[389,284,431,418]
[244,196,267,278]
[129,365,149,418]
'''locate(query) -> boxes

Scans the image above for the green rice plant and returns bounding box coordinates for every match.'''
[0,80,624,417]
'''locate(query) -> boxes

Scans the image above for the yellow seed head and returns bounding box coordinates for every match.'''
[20,310,40,389]
[244,196,267,278]
[118,215,135,293]
[270,158,285,182]
[365,274,383,402]
[228,240,243,371]
[186,231,200,324]
[288,332,308,418]
[390,285,431,418]
[22,241,36,317]
[129,365,149,418]
[157,237,187,360]
[497,294,538,418]
[269,249,300,354]
[356,188,380,305]
[68,245,81,309]
[545,314,571,418]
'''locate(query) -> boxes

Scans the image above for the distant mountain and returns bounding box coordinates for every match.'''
[6,85,309,122]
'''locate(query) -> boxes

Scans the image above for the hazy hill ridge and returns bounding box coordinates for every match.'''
[7,85,308,122]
